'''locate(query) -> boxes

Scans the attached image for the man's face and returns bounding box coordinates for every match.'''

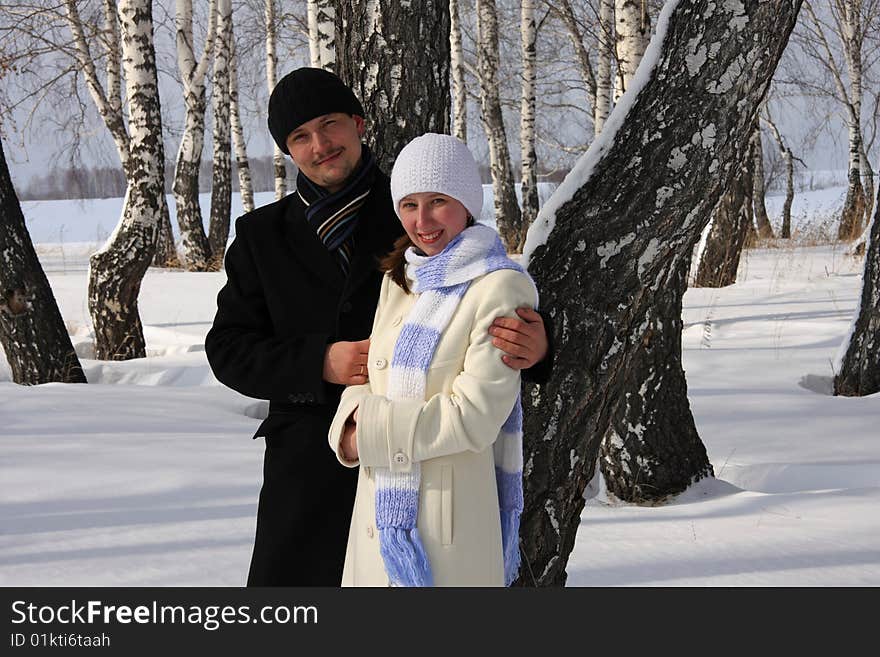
[286,112,366,193]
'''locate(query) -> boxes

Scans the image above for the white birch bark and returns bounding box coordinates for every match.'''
[209,0,233,265]
[763,110,795,238]
[614,0,651,103]
[265,0,286,199]
[230,35,254,214]
[450,0,468,143]
[88,0,167,360]
[307,0,322,67]
[173,0,217,271]
[476,0,524,251]
[316,0,336,72]
[595,0,614,135]
[520,0,539,228]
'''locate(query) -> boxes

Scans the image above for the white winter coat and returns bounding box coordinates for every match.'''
[328,267,537,586]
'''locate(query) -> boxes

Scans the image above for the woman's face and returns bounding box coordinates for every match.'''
[398,192,469,256]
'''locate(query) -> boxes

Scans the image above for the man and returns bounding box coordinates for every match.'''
[206,67,550,586]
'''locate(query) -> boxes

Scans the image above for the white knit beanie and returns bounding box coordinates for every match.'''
[390,133,484,221]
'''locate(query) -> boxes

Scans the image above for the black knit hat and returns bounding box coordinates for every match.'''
[267,68,365,155]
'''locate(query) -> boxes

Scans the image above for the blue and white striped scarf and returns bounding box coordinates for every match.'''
[375,223,536,587]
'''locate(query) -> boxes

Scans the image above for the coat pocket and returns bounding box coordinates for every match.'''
[441,464,453,546]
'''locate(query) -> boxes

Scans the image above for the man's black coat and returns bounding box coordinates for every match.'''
[206,171,403,586]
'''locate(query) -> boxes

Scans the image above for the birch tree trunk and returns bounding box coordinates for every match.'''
[835,184,880,396]
[209,0,233,266]
[520,0,539,229]
[595,0,615,135]
[307,0,322,67]
[172,0,217,272]
[517,0,802,585]
[476,0,523,251]
[751,125,774,238]
[450,0,468,142]
[336,0,450,174]
[316,0,336,72]
[266,0,286,199]
[556,0,597,129]
[0,139,86,384]
[693,158,752,287]
[764,111,794,238]
[88,0,167,360]
[614,0,651,101]
[229,29,254,214]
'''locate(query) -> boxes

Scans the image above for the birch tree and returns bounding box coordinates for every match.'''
[517,0,802,585]
[88,0,168,360]
[265,0,286,199]
[520,0,539,228]
[555,0,598,129]
[308,0,336,71]
[693,157,752,287]
[62,0,178,269]
[799,1,872,240]
[476,0,523,251]
[450,0,468,142]
[209,0,233,265]
[763,108,795,238]
[751,123,775,238]
[230,35,254,215]
[336,0,450,174]
[596,0,615,134]
[835,184,880,396]
[614,0,651,102]
[0,138,85,384]
[172,0,217,272]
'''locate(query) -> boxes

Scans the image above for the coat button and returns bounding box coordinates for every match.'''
[393,451,408,466]
[366,525,374,538]
[374,358,387,369]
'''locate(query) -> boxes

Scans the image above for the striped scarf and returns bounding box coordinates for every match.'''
[296,144,377,275]
[376,224,536,587]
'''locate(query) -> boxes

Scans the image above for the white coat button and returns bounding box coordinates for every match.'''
[392,315,402,326]
[393,451,409,466]
[366,525,374,538]
[374,358,388,369]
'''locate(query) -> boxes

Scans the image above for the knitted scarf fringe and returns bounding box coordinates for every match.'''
[379,527,434,587]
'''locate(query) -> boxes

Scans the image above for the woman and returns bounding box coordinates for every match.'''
[328,133,538,586]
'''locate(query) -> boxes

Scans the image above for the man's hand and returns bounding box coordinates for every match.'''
[323,339,370,385]
[340,413,359,461]
[489,307,548,370]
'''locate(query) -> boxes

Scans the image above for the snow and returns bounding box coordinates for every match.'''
[2,188,879,586]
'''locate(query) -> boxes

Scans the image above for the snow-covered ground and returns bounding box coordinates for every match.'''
[1,188,878,586]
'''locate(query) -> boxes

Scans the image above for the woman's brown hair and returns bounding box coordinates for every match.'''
[379,215,476,294]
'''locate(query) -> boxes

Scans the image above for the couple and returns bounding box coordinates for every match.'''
[206,68,550,587]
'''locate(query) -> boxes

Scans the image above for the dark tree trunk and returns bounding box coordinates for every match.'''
[88,0,166,361]
[153,195,180,268]
[834,186,880,397]
[693,156,751,287]
[336,0,450,174]
[208,0,233,268]
[173,90,213,272]
[0,139,86,384]
[838,164,866,242]
[751,126,774,239]
[599,258,712,501]
[516,0,802,586]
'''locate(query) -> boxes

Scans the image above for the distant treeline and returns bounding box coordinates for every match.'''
[19,156,570,201]
[18,155,297,201]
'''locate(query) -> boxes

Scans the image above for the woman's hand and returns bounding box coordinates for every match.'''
[340,411,359,461]
[489,307,548,370]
